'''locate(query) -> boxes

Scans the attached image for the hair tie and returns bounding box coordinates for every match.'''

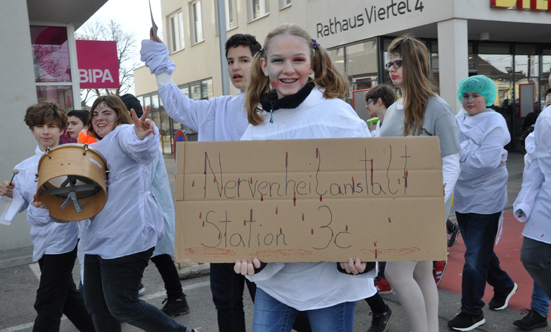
[403,37,410,42]
[259,48,265,55]
[311,39,320,49]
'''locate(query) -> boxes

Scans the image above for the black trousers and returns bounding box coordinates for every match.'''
[34,244,95,332]
[151,254,184,299]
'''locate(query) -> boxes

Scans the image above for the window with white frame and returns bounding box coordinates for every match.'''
[214,0,238,32]
[279,0,291,9]
[190,1,204,44]
[248,0,269,21]
[169,11,185,52]
[227,0,237,29]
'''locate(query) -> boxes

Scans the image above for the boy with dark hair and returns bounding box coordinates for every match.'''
[0,102,95,332]
[67,110,89,140]
[365,85,395,137]
[140,33,261,332]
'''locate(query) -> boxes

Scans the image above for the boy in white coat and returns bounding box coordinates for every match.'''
[0,102,95,332]
[448,75,516,331]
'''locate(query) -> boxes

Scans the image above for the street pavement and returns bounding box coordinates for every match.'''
[0,151,550,332]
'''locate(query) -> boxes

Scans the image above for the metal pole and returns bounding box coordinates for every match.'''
[216,0,230,95]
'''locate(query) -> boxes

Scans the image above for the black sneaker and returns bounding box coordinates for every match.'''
[447,222,460,247]
[513,309,548,330]
[162,294,190,318]
[368,304,392,332]
[489,283,518,310]
[448,312,485,331]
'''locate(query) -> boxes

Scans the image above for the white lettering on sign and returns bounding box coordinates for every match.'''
[315,0,425,38]
[79,69,116,83]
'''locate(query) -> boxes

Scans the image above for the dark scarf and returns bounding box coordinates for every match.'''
[259,82,316,123]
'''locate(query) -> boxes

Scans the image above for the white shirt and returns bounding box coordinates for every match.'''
[454,109,510,214]
[2,146,79,261]
[141,39,249,142]
[151,149,176,257]
[370,121,382,137]
[242,87,376,311]
[514,106,551,244]
[82,124,163,259]
[158,83,249,142]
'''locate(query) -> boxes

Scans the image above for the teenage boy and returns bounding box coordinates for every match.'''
[66,110,89,140]
[141,33,262,332]
[365,85,395,137]
[0,102,95,332]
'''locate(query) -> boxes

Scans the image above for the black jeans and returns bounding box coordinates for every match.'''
[34,245,95,332]
[210,263,257,332]
[84,248,190,332]
[210,262,312,332]
[456,211,514,315]
[151,254,184,299]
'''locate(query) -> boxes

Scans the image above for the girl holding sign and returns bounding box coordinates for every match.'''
[234,24,381,332]
[379,36,461,332]
[81,96,196,332]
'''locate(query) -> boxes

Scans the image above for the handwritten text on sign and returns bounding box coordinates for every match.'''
[175,137,447,263]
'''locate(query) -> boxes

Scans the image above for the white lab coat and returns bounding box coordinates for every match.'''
[242,87,376,311]
[1,146,79,261]
[514,106,551,244]
[453,109,510,214]
[141,39,250,142]
[82,124,163,259]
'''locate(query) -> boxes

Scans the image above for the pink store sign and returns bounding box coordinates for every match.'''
[76,40,120,89]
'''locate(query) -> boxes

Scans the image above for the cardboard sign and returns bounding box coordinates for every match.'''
[76,40,120,89]
[175,137,447,263]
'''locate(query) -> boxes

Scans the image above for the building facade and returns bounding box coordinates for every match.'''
[0,0,107,266]
[134,0,551,154]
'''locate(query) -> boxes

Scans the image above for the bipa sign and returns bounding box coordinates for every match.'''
[491,0,551,10]
[76,40,120,89]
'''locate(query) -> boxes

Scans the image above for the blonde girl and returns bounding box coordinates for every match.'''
[234,24,377,332]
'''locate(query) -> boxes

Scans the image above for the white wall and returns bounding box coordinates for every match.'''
[0,1,40,251]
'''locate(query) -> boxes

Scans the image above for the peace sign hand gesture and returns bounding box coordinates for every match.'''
[132,105,156,140]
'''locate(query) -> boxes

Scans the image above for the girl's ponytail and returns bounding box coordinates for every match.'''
[245,51,271,126]
[311,46,349,100]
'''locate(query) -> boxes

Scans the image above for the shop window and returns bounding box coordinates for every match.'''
[36,85,73,109]
[541,53,551,109]
[346,40,378,100]
[248,0,269,21]
[328,48,345,77]
[31,26,74,110]
[169,11,185,52]
[190,1,204,44]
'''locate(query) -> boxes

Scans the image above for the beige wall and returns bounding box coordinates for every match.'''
[0,1,40,252]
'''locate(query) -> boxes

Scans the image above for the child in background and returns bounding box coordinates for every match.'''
[67,110,90,141]
[449,75,516,331]
[0,102,94,332]
[234,23,378,332]
[364,85,395,137]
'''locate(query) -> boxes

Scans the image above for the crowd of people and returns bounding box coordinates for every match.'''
[0,22,550,332]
